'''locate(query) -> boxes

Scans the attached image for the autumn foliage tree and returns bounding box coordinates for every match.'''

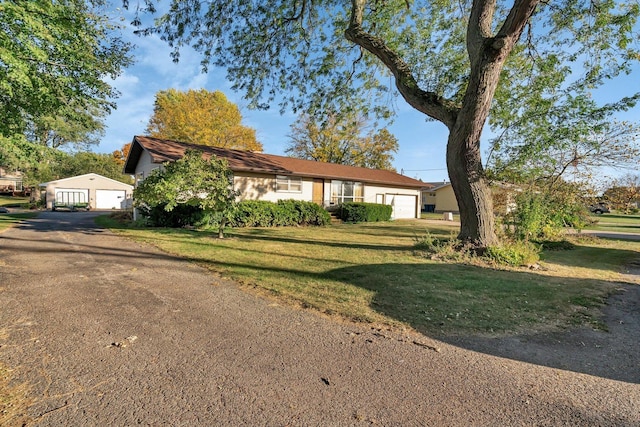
[112,142,132,166]
[145,89,262,151]
[286,113,398,170]
[604,174,640,213]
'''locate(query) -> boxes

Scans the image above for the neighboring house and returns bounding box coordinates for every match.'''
[0,167,24,194]
[422,182,458,213]
[421,181,520,214]
[40,173,133,211]
[123,135,426,219]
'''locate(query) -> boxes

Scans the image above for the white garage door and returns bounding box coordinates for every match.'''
[96,190,126,210]
[387,194,417,219]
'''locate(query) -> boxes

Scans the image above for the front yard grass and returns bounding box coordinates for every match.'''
[0,213,38,232]
[586,212,640,234]
[0,196,29,208]
[99,218,640,337]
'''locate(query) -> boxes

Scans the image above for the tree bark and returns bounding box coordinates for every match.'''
[447,118,499,247]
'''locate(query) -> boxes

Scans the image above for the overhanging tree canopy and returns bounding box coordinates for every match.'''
[0,0,132,148]
[128,0,640,248]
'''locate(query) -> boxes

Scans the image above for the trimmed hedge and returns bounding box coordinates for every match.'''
[137,203,206,227]
[231,200,331,227]
[139,200,330,228]
[338,202,392,223]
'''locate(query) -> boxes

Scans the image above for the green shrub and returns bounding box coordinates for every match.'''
[484,240,541,267]
[233,200,278,227]
[139,199,330,228]
[276,199,331,226]
[339,202,392,223]
[232,199,330,227]
[507,192,589,241]
[137,203,206,227]
[413,231,471,262]
[414,231,541,267]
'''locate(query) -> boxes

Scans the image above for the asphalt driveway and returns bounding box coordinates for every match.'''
[1,212,639,426]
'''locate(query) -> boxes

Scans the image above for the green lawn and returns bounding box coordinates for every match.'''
[99,217,640,337]
[421,212,460,222]
[0,213,38,232]
[0,195,29,207]
[586,212,640,234]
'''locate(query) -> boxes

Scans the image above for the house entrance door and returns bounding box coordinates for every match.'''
[312,179,324,205]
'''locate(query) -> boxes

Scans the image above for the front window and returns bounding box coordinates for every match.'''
[331,180,364,204]
[276,175,302,192]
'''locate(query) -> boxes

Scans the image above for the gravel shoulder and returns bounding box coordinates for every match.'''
[1,212,639,426]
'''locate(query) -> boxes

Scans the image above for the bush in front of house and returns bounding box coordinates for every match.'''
[137,203,207,227]
[139,199,330,228]
[338,202,392,223]
[232,199,331,227]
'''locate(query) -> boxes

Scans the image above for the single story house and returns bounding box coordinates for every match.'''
[40,173,133,211]
[123,135,427,219]
[0,167,24,194]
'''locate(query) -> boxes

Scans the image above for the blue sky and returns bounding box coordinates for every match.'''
[97,14,639,184]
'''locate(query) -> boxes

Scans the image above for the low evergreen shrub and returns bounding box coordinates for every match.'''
[232,199,330,227]
[339,202,392,222]
[138,203,206,227]
[139,199,330,228]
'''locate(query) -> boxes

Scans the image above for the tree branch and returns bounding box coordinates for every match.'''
[345,0,459,129]
[467,0,496,65]
[495,0,540,45]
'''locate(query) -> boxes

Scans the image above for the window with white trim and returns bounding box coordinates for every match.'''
[276,175,302,192]
[331,180,364,204]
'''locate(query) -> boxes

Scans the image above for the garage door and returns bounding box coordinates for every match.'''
[387,194,417,219]
[54,188,89,209]
[96,189,127,210]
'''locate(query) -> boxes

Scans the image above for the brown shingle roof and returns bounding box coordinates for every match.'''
[125,135,427,188]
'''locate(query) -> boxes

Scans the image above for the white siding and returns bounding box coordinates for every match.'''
[234,173,314,202]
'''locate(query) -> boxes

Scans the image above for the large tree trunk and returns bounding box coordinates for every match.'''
[447,122,498,248]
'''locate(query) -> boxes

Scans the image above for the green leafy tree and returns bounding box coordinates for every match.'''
[129,0,639,248]
[56,152,133,184]
[487,101,640,188]
[0,136,132,187]
[133,150,238,237]
[0,135,67,188]
[146,89,263,151]
[286,113,398,170]
[0,0,132,148]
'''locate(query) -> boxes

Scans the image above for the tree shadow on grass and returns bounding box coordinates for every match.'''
[39,212,640,384]
[541,240,640,274]
[324,262,640,384]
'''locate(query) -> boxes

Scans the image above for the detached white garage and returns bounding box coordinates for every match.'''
[40,173,133,211]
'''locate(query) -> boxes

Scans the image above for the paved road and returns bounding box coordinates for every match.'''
[1,212,639,426]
